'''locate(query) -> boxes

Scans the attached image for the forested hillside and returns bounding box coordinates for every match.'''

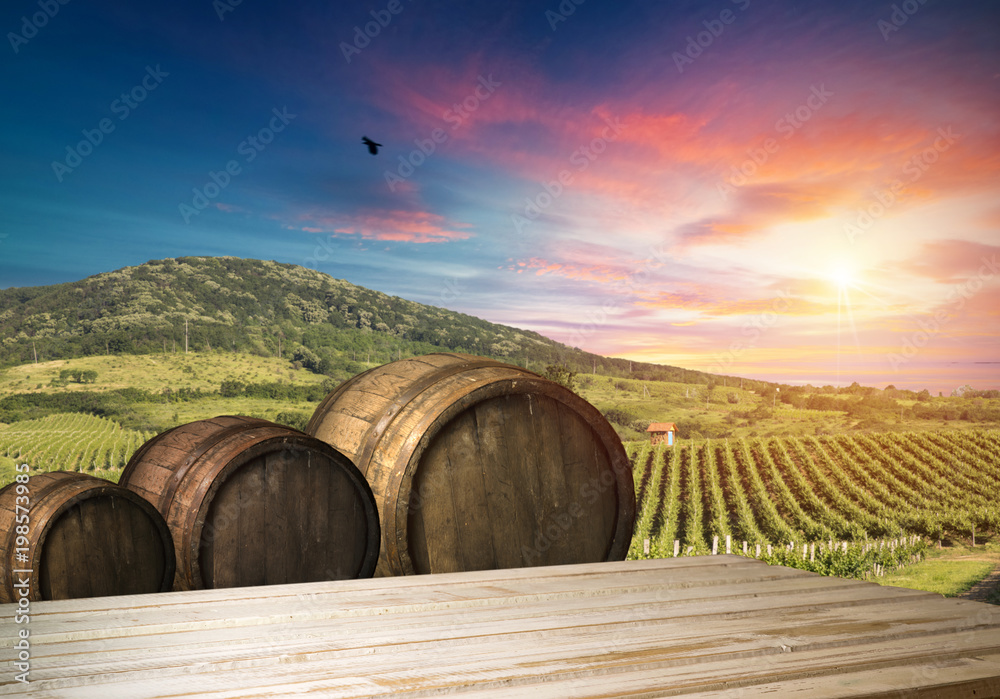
[0,256,738,388]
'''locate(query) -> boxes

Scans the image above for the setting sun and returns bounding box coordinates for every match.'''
[829,263,857,290]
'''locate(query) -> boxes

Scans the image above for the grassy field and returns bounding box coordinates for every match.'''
[878,539,1000,601]
[576,373,993,441]
[0,455,15,488]
[0,352,329,395]
[139,396,318,428]
[2,352,996,441]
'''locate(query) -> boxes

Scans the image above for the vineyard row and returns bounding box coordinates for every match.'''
[625,431,1000,564]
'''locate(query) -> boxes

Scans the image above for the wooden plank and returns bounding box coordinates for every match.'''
[456,399,504,571]
[237,455,267,588]
[4,557,831,623]
[303,453,327,583]
[476,396,528,570]
[113,494,141,594]
[558,401,615,561]
[7,621,999,698]
[84,496,116,596]
[7,556,998,698]
[325,451,362,579]
[530,393,573,564]
[19,581,979,674]
[408,427,456,574]
[39,502,80,600]
[264,449,291,585]
[203,465,240,589]
[499,393,544,566]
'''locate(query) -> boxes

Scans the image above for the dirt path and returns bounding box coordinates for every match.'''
[959,563,1000,604]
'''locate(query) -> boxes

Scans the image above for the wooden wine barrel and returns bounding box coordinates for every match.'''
[0,471,175,602]
[306,352,635,576]
[119,416,379,591]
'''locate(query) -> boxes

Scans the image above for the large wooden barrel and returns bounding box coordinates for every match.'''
[0,471,174,602]
[306,352,635,576]
[119,416,379,591]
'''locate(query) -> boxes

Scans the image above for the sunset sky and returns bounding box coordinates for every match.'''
[1,0,998,393]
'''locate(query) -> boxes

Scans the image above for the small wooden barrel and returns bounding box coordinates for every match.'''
[307,352,635,576]
[119,416,379,591]
[0,471,175,602]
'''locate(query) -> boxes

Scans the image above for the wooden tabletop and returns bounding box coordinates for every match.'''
[2,556,999,697]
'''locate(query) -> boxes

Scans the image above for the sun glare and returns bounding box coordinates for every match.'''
[829,263,856,290]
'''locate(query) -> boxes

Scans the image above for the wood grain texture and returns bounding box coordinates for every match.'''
[1,557,998,697]
[0,472,173,602]
[120,416,379,590]
[307,353,635,576]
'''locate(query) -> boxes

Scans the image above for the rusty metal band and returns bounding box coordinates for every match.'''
[354,356,518,475]
[157,419,272,515]
[120,423,183,486]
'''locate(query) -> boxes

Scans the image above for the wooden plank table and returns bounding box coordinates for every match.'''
[2,556,999,697]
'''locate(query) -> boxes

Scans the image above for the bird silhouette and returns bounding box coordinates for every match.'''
[362,136,382,155]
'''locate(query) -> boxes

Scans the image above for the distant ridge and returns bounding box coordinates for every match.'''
[0,256,755,388]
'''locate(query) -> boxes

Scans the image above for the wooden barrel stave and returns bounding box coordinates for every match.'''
[307,353,635,577]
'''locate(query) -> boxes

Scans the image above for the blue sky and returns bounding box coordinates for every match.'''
[2,0,998,392]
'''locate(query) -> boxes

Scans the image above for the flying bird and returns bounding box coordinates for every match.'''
[362,136,382,155]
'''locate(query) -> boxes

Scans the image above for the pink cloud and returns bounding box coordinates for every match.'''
[895,239,1000,284]
[288,209,474,244]
[506,257,632,283]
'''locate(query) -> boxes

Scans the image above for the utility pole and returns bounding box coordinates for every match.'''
[32,341,37,364]
[185,319,189,354]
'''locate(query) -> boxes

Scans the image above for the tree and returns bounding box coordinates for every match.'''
[543,364,576,392]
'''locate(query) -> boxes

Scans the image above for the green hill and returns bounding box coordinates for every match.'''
[0,256,738,389]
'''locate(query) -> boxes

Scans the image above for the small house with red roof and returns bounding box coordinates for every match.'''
[646,422,676,446]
